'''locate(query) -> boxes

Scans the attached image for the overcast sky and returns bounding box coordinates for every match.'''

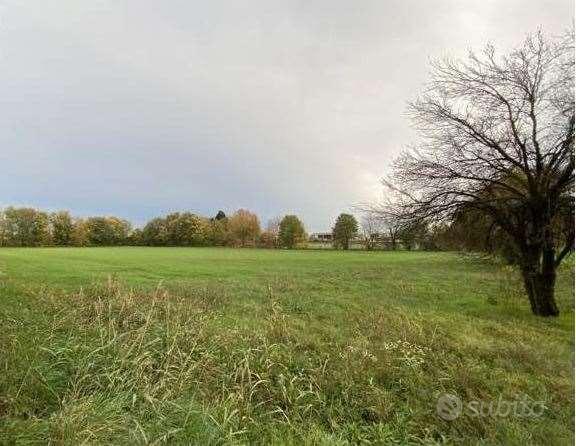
[0,0,572,231]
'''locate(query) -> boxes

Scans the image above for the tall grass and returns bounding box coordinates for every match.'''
[1,269,573,445]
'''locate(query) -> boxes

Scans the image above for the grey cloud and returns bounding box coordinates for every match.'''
[0,0,572,230]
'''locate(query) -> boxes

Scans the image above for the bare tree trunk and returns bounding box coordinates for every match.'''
[389,229,397,250]
[520,246,559,317]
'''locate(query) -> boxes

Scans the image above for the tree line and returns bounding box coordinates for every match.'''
[0,205,449,252]
[0,207,312,249]
[0,205,497,252]
[0,207,133,247]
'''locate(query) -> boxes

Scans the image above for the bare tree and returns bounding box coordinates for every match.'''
[381,214,402,250]
[360,212,383,250]
[266,216,282,236]
[388,31,574,316]
[362,192,411,250]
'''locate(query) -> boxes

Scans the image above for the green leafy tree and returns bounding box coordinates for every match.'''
[165,212,208,246]
[70,219,90,246]
[51,211,73,246]
[140,213,209,246]
[32,210,52,246]
[332,213,358,250]
[128,228,143,246]
[86,216,131,246]
[0,212,7,247]
[278,215,306,249]
[207,218,229,246]
[0,207,51,246]
[141,217,168,246]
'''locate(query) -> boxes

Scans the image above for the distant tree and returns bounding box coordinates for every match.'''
[228,209,261,247]
[266,217,282,236]
[128,228,143,246]
[141,217,168,246]
[204,210,229,246]
[398,224,419,251]
[111,218,132,245]
[332,213,358,250]
[70,219,90,247]
[206,219,228,246]
[51,211,73,246]
[258,217,282,248]
[141,211,223,246]
[259,231,278,248]
[360,212,383,250]
[86,216,131,246]
[1,207,31,246]
[0,212,7,247]
[0,207,51,246]
[164,212,208,246]
[381,216,403,250]
[278,215,307,249]
[32,210,52,246]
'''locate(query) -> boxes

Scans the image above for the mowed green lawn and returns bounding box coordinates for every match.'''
[0,248,574,445]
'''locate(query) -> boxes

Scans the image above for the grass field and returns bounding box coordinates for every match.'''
[0,247,574,445]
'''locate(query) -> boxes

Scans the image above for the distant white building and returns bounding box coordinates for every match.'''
[309,232,333,243]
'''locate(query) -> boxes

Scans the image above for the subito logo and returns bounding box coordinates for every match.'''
[436,393,462,421]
